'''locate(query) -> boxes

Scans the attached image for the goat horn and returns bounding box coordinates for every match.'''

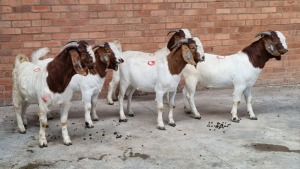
[93,43,105,50]
[167,29,180,36]
[61,41,79,51]
[171,38,189,49]
[255,31,271,38]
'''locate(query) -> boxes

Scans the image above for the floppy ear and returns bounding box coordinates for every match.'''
[69,49,87,76]
[181,45,196,66]
[263,38,281,57]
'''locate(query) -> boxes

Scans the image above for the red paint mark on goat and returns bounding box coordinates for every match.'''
[34,68,41,72]
[217,55,225,59]
[148,61,155,66]
[42,96,48,102]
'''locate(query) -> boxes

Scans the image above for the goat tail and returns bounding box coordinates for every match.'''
[15,54,29,66]
[31,47,50,64]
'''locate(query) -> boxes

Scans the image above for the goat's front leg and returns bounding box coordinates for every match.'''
[184,81,201,119]
[182,85,192,114]
[127,88,136,117]
[231,87,244,123]
[156,91,165,130]
[82,94,94,128]
[91,94,99,121]
[118,82,129,122]
[243,87,257,120]
[38,109,48,148]
[107,74,119,105]
[60,102,72,146]
[15,105,26,134]
[168,91,176,127]
[21,101,29,129]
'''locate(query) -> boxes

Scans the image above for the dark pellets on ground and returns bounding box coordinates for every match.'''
[114,132,117,135]
[89,134,92,136]
[83,138,86,140]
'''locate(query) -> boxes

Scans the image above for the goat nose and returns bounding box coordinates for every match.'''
[119,58,124,63]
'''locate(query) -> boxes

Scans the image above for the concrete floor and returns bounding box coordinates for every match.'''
[0,85,299,169]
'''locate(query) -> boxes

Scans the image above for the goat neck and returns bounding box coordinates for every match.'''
[167,45,188,75]
[242,38,273,69]
[93,47,108,78]
[46,49,77,93]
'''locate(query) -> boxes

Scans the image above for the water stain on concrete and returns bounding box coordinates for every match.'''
[251,143,300,153]
[77,154,108,162]
[119,148,150,161]
[19,162,53,169]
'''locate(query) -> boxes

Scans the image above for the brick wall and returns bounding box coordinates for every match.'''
[0,0,299,106]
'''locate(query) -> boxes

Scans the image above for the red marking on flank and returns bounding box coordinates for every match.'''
[148,61,155,66]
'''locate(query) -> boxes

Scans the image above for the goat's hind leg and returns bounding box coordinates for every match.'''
[21,101,29,129]
[118,82,129,122]
[127,87,135,117]
[83,96,94,128]
[231,87,244,123]
[243,87,257,120]
[38,108,48,148]
[156,91,165,130]
[91,94,99,121]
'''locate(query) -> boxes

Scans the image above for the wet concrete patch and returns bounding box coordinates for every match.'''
[77,154,108,162]
[19,162,54,169]
[251,143,300,153]
[119,148,150,161]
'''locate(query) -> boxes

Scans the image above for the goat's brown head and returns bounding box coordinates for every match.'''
[62,40,96,76]
[167,29,192,51]
[255,30,288,60]
[167,38,203,75]
[92,41,124,72]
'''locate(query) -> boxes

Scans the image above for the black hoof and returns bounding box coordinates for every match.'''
[64,142,72,146]
[232,118,240,123]
[19,130,26,134]
[250,117,258,120]
[194,116,201,120]
[108,102,114,105]
[185,111,192,114]
[39,144,48,148]
[173,105,176,108]
[128,114,134,117]
[112,98,118,102]
[92,118,99,121]
[85,122,94,128]
[48,117,54,120]
[157,126,166,130]
[46,124,49,128]
[24,125,28,129]
[119,119,128,122]
[169,123,176,127]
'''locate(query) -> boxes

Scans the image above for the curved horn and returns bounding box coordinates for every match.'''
[93,43,105,49]
[167,29,180,36]
[255,31,271,38]
[61,41,79,51]
[171,38,189,49]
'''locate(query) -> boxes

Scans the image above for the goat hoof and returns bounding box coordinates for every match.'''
[250,117,258,120]
[173,105,176,108]
[168,123,176,127]
[119,119,128,122]
[108,102,114,105]
[46,124,49,128]
[232,118,240,123]
[19,130,26,134]
[128,114,134,117]
[39,143,48,148]
[48,117,54,120]
[85,122,94,128]
[194,116,201,120]
[64,142,72,146]
[185,111,192,114]
[92,118,99,121]
[157,126,165,130]
[112,98,118,102]
[24,125,28,129]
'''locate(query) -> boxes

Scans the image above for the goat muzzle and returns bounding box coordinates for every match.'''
[87,63,96,69]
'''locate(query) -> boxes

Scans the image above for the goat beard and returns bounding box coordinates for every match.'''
[275,55,281,61]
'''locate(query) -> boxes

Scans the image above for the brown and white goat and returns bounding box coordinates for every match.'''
[182,30,288,122]
[12,41,95,147]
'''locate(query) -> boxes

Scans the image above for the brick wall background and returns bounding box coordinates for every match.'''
[0,0,299,106]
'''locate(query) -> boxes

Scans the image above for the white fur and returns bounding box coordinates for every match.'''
[115,36,204,129]
[33,42,123,128]
[275,31,287,49]
[182,31,288,122]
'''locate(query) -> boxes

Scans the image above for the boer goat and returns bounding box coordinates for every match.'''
[33,41,124,128]
[118,37,204,130]
[182,30,288,122]
[12,41,95,147]
[106,29,193,105]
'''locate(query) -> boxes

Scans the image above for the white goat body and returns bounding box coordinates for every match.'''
[33,42,123,128]
[182,31,288,122]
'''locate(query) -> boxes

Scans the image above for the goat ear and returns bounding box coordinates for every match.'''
[181,45,196,66]
[113,39,122,52]
[69,50,87,76]
[263,38,281,56]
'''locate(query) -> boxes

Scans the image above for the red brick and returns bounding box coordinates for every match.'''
[0,21,12,28]
[52,5,70,12]
[32,20,51,26]
[33,34,51,41]
[124,31,142,37]
[42,27,61,33]
[42,41,61,47]
[0,6,12,13]
[216,8,230,14]
[51,33,71,40]
[88,32,106,39]
[22,13,41,20]
[13,6,31,12]
[192,3,207,8]
[42,13,60,19]
[22,27,42,34]
[262,7,276,13]
[12,21,31,27]
[2,28,21,34]
[21,0,40,5]
[79,0,96,4]
[23,41,42,48]
[2,14,22,20]
[98,11,116,18]
[32,6,51,12]
[223,15,237,20]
